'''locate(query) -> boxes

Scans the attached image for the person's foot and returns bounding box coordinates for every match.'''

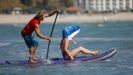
[29,56,38,64]
[92,50,100,56]
[33,56,39,61]
[29,59,37,64]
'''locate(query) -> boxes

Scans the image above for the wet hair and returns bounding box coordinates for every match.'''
[35,10,47,19]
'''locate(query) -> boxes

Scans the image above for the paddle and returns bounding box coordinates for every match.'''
[46,11,59,60]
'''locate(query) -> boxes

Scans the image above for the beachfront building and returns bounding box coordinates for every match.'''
[75,0,133,13]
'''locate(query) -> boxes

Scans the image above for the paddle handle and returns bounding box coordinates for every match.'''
[46,12,59,60]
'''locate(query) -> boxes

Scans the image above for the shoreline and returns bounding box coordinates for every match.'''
[0,12,133,24]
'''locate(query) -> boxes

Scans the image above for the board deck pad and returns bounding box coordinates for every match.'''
[0,49,116,65]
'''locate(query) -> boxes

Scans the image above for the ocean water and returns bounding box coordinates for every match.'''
[0,21,133,75]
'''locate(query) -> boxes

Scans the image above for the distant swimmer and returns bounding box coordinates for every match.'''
[60,25,99,60]
[21,9,59,64]
[103,16,107,23]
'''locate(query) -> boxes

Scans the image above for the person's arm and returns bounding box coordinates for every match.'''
[34,24,51,41]
[48,10,57,17]
[64,39,74,59]
[46,9,60,17]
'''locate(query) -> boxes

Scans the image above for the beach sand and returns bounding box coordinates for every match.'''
[0,12,133,24]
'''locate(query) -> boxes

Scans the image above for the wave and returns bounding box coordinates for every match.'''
[5,37,133,43]
[0,42,11,47]
[51,37,133,41]
[76,37,133,41]
[116,64,133,69]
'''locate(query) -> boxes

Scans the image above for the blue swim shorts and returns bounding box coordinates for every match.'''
[22,34,38,48]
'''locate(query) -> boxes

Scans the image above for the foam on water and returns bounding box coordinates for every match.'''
[0,42,11,47]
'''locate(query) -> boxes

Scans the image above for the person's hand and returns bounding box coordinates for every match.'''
[68,53,74,60]
[47,37,52,41]
[56,9,61,13]
[70,56,74,60]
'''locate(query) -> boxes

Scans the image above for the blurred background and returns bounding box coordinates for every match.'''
[0,0,133,15]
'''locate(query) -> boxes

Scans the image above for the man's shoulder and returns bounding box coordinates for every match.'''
[30,17,40,25]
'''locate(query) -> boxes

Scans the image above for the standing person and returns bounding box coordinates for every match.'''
[60,25,99,60]
[21,9,59,64]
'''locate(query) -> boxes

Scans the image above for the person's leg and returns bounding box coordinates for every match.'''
[29,35,39,63]
[69,46,98,57]
[30,35,39,61]
[32,46,38,61]
[79,47,98,55]
[29,46,39,63]
[29,47,37,63]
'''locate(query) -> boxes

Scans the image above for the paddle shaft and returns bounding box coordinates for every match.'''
[46,12,59,60]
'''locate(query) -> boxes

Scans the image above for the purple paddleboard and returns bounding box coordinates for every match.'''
[50,49,116,64]
[0,49,116,65]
